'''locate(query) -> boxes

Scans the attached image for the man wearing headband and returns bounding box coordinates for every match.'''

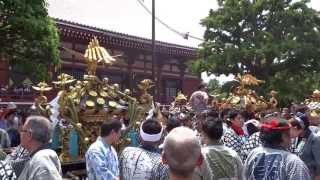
[119,117,168,180]
[289,112,320,179]
[244,117,311,180]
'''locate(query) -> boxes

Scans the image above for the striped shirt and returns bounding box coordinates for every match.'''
[244,146,311,180]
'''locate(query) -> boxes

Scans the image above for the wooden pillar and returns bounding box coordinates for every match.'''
[71,42,76,74]
[156,60,164,103]
[179,63,187,93]
[126,52,136,92]
[0,59,9,87]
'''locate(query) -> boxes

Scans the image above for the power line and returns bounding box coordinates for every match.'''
[136,0,204,41]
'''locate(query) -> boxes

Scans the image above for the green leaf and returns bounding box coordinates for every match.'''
[0,0,60,82]
[193,0,320,106]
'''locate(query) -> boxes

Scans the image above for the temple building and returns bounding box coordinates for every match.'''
[0,19,201,104]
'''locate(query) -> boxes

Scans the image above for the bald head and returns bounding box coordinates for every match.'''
[162,127,202,177]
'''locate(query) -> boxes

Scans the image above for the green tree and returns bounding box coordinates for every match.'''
[0,0,60,81]
[208,78,228,99]
[208,78,222,94]
[190,0,320,106]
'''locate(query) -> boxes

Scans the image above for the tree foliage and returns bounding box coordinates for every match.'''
[0,0,60,81]
[208,79,223,96]
[190,0,320,106]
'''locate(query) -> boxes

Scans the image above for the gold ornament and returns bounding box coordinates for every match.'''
[53,73,75,87]
[124,89,131,95]
[86,100,95,107]
[100,91,108,97]
[109,101,118,108]
[236,73,265,86]
[230,96,241,104]
[175,91,187,101]
[84,137,90,143]
[138,79,154,92]
[89,90,98,97]
[76,123,82,129]
[96,98,105,105]
[32,82,52,93]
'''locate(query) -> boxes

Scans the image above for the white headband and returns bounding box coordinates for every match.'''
[140,122,163,142]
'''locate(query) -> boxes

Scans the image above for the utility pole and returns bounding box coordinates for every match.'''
[151,0,156,97]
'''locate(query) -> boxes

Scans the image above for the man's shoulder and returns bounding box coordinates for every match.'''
[122,146,140,153]
[285,152,304,164]
[32,149,59,162]
[246,146,264,159]
[33,149,58,158]
[308,130,320,143]
[222,129,238,139]
[249,146,271,154]
[121,147,159,156]
[0,128,7,133]
[121,147,161,162]
[86,143,114,161]
[203,145,240,158]
[247,147,296,160]
[222,146,241,157]
[26,149,61,173]
[86,140,105,152]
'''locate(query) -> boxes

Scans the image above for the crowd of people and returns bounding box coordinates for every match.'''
[0,82,320,180]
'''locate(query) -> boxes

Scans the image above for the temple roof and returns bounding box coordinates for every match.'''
[55,18,197,57]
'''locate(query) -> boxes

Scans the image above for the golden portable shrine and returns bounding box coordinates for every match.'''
[32,37,155,163]
[305,90,320,118]
[216,74,278,112]
[168,91,193,116]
